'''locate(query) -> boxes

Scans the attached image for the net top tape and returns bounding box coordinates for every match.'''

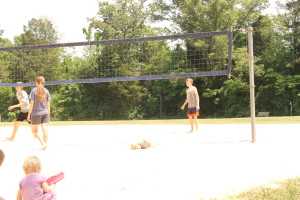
[0,31,231,51]
[0,70,229,87]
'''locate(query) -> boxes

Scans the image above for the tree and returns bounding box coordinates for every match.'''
[51,84,90,120]
[256,72,300,116]
[0,87,15,121]
[251,1,300,116]
[0,37,14,83]
[252,15,287,72]
[0,28,3,38]
[82,0,169,119]
[152,0,269,117]
[12,17,62,83]
[84,0,159,40]
[278,0,300,74]
[155,0,268,32]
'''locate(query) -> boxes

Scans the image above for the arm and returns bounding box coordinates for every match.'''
[46,101,50,117]
[16,188,22,200]
[42,182,55,193]
[27,100,34,122]
[8,102,25,111]
[181,98,188,110]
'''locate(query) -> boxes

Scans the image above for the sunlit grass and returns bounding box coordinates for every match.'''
[227,177,300,200]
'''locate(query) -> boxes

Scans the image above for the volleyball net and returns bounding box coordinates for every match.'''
[0,30,233,87]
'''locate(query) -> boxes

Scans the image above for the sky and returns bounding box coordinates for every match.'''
[0,0,99,42]
[0,0,283,43]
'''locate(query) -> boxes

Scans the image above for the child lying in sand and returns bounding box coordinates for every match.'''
[131,140,154,150]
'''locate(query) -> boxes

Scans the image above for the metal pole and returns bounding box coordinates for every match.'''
[290,101,293,116]
[160,93,163,118]
[246,27,256,143]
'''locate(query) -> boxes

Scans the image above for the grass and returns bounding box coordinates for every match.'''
[0,116,299,126]
[226,177,300,200]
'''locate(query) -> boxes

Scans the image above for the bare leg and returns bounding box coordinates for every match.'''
[6,121,20,141]
[31,125,47,150]
[41,124,48,144]
[194,116,198,132]
[187,116,194,133]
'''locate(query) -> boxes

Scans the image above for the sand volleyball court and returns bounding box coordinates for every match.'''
[1,123,300,200]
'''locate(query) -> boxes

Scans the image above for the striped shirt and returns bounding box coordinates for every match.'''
[16,91,30,113]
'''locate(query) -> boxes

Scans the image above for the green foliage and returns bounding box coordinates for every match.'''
[152,79,187,118]
[12,17,62,83]
[51,84,89,121]
[256,72,300,116]
[0,87,15,121]
[80,0,170,119]
[0,38,15,83]
[217,79,250,117]
[159,0,268,32]
[278,0,300,74]
[86,0,157,40]
[0,0,299,120]
[253,15,289,72]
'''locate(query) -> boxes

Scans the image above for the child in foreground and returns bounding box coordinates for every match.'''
[0,149,5,200]
[16,156,56,200]
[0,149,4,167]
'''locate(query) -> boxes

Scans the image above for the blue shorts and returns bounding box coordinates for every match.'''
[31,114,50,125]
[187,107,199,117]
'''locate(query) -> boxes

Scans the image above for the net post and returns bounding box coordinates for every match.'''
[227,27,233,77]
[246,27,256,143]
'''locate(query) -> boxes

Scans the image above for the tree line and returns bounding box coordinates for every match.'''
[0,0,299,121]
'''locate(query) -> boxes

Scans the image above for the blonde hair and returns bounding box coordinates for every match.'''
[16,82,24,90]
[35,76,45,102]
[0,149,5,167]
[186,78,193,84]
[23,156,42,174]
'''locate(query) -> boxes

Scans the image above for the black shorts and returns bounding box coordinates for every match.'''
[16,112,31,124]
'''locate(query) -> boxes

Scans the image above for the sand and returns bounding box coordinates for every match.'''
[0,123,300,200]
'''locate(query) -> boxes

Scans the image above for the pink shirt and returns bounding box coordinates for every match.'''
[19,173,56,200]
